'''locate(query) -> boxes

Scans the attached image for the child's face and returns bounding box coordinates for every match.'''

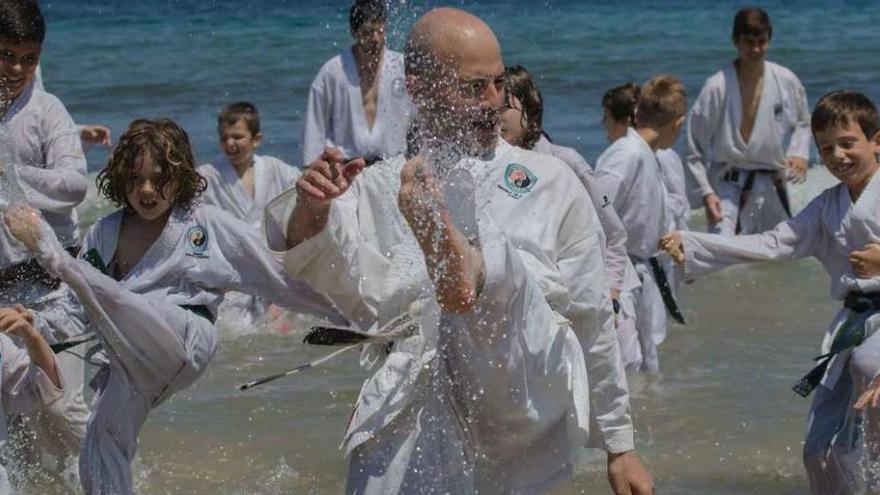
[126,152,175,222]
[734,34,769,64]
[0,38,41,100]
[815,120,880,189]
[219,119,261,167]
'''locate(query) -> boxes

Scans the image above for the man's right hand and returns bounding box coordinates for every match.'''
[703,193,722,224]
[286,148,365,248]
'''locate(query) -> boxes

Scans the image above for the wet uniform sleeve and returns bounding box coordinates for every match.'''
[681,192,826,281]
[14,97,87,214]
[1,335,64,415]
[556,178,634,453]
[686,80,724,198]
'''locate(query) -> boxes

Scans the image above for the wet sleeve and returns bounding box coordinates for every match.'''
[14,98,88,214]
[556,180,634,453]
[686,81,722,198]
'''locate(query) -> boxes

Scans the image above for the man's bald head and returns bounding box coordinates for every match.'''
[404,8,506,155]
[404,8,501,78]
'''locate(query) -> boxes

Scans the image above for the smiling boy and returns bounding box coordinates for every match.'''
[662,91,880,493]
[198,102,301,326]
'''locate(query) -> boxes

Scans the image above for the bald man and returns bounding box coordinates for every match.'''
[265,8,652,494]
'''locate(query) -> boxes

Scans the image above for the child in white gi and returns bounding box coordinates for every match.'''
[199,102,300,329]
[5,119,347,495]
[595,75,686,372]
[0,305,64,493]
[662,91,880,494]
[0,0,89,484]
[686,7,811,235]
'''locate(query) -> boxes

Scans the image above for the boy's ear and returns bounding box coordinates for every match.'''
[871,130,880,154]
[253,132,263,148]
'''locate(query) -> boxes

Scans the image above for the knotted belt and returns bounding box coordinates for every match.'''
[793,291,880,398]
[724,168,792,235]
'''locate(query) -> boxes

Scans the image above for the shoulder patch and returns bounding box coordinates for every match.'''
[499,163,539,199]
[186,225,209,257]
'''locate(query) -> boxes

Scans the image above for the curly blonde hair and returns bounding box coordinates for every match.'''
[97,119,207,210]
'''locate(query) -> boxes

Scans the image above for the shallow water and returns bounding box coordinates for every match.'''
[20,1,880,493]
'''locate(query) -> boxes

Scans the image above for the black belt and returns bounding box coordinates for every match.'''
[724,169,792,234]
[0,246,80,292]
[648,256,686,325]
[792,292,880,398]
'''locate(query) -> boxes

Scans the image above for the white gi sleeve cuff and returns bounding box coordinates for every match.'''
[603,427,636,453]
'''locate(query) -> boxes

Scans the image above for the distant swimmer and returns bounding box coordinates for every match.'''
[687,7,811,235]
[266,7,652,494]
[500,67,643,368]
[5,119,347,495]
[0,0,90,487]
[199,102,301,328]
[662,91,880,494]
[299,0,412,165]
[594,76,686,372]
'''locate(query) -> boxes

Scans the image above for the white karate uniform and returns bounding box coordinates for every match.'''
[533,135,643,370]
[0,333,65,494]
[686,60,811,235]
[595,128,674,372]
[198,155,301,327]
[265,139,633,493]
[29,204,346,495]
[300,48,412,165]
[0,80,89,481]
[678,172,880,494]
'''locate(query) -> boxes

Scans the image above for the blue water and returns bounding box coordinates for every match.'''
[41,1,878,173]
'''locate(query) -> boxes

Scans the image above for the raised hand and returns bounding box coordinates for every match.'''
[3,203,44,252]
[80,124,112,147]
[296,147,365,207]
[286,148,366,248]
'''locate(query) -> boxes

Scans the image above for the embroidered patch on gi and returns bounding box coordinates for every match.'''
[773,102,784,121]
[186,225,209,257]
[498,163,538,199]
